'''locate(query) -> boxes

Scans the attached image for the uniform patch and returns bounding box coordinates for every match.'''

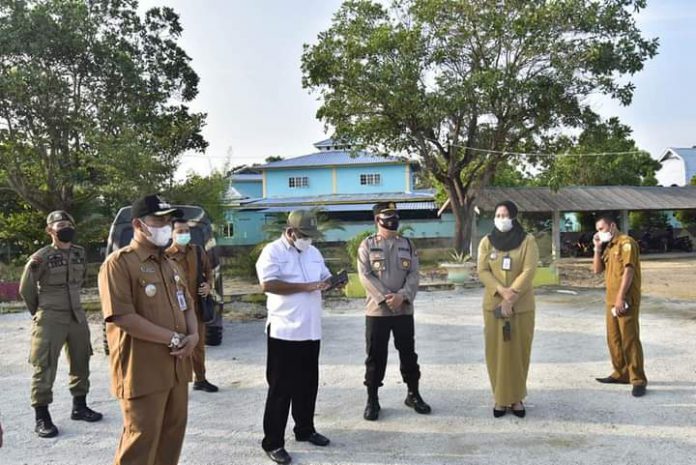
[140,265,156,273]
[372,261,382,271]
[401,259,411,269]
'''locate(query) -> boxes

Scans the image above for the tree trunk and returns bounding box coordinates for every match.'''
[446,177,476,254]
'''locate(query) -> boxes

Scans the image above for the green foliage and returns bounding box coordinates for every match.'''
[446,249,472,264]
[534,118,660,189]
[346,229,373,270]
[301,0,658,251]
[629,211,670,232]
[165,170,229,224]
[0,0,206,245]
[262,208,346,242]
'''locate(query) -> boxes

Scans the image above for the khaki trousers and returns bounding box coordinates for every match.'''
[605,303,647,385]
[29,310,91,406]
[113,382,188,465]
[192,310,207,382]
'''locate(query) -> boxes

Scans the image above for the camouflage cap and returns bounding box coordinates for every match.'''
[287,210,320,237]
[372,202,398,217]
[46,210,75,226]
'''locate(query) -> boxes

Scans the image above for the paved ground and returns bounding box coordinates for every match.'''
[1,288,695,465]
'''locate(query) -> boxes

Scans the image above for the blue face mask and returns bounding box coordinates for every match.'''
[175,233,191,246]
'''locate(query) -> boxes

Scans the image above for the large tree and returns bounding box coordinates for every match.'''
[0,0,207,219]
[302,0,658,251]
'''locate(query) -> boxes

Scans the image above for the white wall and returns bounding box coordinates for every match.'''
[656,155,686,186]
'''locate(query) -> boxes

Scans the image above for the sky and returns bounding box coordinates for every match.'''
[137,0,696,177]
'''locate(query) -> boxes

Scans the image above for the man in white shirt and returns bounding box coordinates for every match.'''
[255,210,333,465]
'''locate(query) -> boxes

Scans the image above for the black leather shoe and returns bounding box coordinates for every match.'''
[297,432,330,447]
[632,385,647,397]
[193,379,219,393]
[265,447,292,464]
[595,376,629,384]
[511,403,526,418]
[405,391,431,414]
[71,405,103,422]
[364,397,381,421]
[35,418,59,438]
[493,407,507,418]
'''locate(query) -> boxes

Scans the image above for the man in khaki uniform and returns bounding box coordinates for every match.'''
[357,202,430,421]
[592,214,647,397]
[166,219,218,392]
[99,194,198,465]
[20,210,102,438]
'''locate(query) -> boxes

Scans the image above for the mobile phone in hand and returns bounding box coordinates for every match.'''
[326,269,348,291]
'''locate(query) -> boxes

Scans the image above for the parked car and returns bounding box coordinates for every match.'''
[103,205,225,352]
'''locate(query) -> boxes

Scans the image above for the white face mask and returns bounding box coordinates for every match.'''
[142,223,172,247]
[494,218,513,233]
[598,231,613,243]
[293,237,312,252]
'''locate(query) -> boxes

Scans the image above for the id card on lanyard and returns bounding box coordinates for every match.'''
[502,255,512,271]
[170,263,188,311]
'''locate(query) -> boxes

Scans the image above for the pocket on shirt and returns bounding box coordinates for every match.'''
[397,252,412,270]
[369,251,385,273]
[306,260,325,282]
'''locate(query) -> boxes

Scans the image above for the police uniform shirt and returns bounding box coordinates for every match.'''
[98,238,193,399]
[357,234,420,317]
[19,244,87,322]
[255,234,331,341]
[602,233,641,305]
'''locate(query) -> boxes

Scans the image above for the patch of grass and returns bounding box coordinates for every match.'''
[344,273,366,298]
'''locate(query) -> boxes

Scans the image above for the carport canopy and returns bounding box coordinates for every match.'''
[472,186,696,259]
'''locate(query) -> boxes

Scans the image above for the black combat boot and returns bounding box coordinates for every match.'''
[363,386,381,421]
[71,396,103,422]
[405,383,431,414]
[34,405,59,438]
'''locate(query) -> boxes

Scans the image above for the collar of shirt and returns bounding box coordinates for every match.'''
[280,233,296,252]
[130,237,163,262]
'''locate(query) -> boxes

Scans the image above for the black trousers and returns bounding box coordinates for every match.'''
[364,315,420,389]
[262,333,320,451]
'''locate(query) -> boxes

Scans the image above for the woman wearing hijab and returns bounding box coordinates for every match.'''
[477,200,539,418]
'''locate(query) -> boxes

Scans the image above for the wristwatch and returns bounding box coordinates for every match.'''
[168,332,184,349]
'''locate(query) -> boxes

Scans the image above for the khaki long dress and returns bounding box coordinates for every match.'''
[477,234,538,405]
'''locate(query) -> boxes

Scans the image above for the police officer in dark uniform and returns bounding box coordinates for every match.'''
[19,211,102,438]
[357,202,431,421]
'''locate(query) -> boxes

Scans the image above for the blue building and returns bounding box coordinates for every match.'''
[219,139,455,246]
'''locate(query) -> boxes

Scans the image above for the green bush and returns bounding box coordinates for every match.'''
[345,230,373,271]
[0,262,24,282]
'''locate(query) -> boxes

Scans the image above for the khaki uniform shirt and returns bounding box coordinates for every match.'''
[602,233,641,305]
[165,243,213,318]
[477,234,539,313]
[357,234,420,317]
[19,244,87,323]
[98,238,193,399]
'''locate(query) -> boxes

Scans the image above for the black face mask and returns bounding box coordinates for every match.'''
[378,217,399,231]
[56,227,76,243]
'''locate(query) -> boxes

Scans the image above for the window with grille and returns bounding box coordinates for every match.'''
[288,176,309,188]
[360,173,381,185]
[219,223,234,237]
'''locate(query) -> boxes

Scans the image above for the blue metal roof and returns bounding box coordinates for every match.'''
[258,150,406,169]
[230,174,262,182]
[257,201,436,214]
[238,191,434,208]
